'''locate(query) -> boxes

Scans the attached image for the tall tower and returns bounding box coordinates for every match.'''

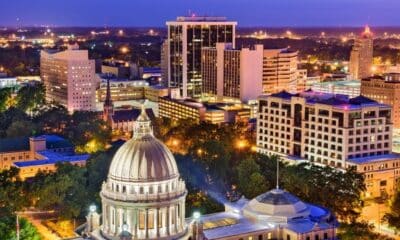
[349,26,374,80]
[103,78,114,124]
[166,16,237,98]
[40,44,96,112]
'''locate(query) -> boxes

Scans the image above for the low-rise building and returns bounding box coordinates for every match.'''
[0,135,89,179]
[159,97,251,124]
[311,80,361,98]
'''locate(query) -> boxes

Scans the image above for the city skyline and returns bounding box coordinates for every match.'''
[2,0,400,27]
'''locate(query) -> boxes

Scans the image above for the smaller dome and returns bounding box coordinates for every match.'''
[243,189,310,223]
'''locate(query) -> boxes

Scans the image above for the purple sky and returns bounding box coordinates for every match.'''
[2,0,400,27]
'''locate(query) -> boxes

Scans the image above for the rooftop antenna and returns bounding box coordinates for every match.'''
[276,157,280,189]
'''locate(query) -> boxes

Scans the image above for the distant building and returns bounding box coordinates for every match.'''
[96,76,149,103]
[0,135,89,179]
[361,74,400,129]
[349,26,373,80]
[262,48,299,94]
[160,40,169,86]
[201,43,263,102]
[41,44,97,112]
[311,80,361,98]
[101,60,131,79]
[102,79,155,133]
[257,90,400,198]
[159,97,250,124]
[166,16,237,98]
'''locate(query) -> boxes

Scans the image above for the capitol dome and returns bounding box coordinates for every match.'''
[108,134,179,182]
[100,106,187,240]
[243,188,310,223]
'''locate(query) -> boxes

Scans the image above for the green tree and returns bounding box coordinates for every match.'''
[282,163,365,222]
[384,186,400,231]
[237,158,268,198]
[338,221,394,240]
[6,120,37,138]
[31,163,89,220]
[0,87,13,112]
[0,216,41,240]
[0,107,29,137]
[15,83,45,113]
[34,105,69,134]
[0,168,29,217]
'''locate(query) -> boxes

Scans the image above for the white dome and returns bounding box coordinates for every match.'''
[243,189,310,223]
[108,135,179,182]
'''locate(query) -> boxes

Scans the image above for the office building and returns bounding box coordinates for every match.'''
[101,60,131,79]
[86,108,337,240]
[311,80,361,98]
[201,43,263,102]
[159,97,251,124]
[166,16,237,98]
[96,77,149,103]
[0,135,89,179]
[257,90,400,198]
[41,44,97,112]
[361,73,400,129]
[160,40,169,86]
[262,48,299,94]
[349,26,373,80]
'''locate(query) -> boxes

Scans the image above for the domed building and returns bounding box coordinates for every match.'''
[99,106,188,239]
[85,107,337,240]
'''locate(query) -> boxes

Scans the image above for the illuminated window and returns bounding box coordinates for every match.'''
[139,211,145,229]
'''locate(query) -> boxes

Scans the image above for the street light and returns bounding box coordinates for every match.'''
[193,211,201,220]
[89,204,97,213]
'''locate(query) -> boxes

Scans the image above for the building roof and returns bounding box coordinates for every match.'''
[112,108,154,122]
[0,134,72,153]
[13,150,89,168]
[108,107,179,182]
[348,153,400,164]
[264,90,389,110]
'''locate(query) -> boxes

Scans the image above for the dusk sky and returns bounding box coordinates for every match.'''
[2,0,400,27]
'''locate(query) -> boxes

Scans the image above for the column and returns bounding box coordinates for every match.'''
[166,206,170,235]
[145,208,149,238]
[156,208,160,237]
[174,204,178,233]
[134,208,138,238]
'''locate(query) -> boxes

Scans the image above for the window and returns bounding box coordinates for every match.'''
[139,211,145,229]
[148,210,154,229]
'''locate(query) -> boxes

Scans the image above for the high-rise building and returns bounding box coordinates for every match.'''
[361,73,400,129]
[41,44,97,112]
[160,40,169,86]
[257,90,400,198]
[257,90,392,168]
[201,43,263,102]
[349,26,373,80]
[166,16,237,98]
[262,48,299,94]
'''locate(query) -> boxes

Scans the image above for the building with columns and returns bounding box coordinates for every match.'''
[99,106,187,239]
[87,106,337,240]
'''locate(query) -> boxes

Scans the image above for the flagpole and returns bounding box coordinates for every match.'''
[16,214,20,240]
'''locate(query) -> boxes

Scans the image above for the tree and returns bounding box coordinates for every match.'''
[66,111,111,153]
[15,83,45,113]
[0,216,41,240]
[0,107,29,137]
[0,168,29,217]
[6,120,38,138]
[237,158,268,198]
[384,186,400,232]
[338,221,394,240]
[34,105,69,134]
[0,87,13,112]
[31,163,89,220]
[282,163,365,222]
